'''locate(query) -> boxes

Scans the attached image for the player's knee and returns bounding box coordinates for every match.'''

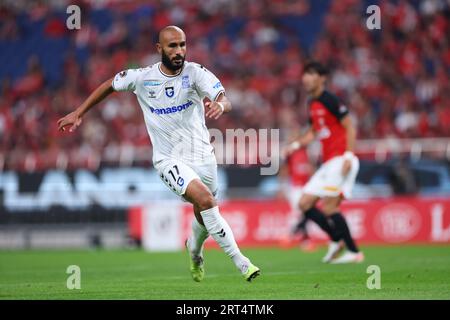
[299,198,313,212]
[195,192,217,211]
[322,199,340,215]
[321,206,336,216]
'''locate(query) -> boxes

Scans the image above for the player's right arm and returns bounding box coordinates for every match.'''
[57,68,141,132]
[283,127,316,158]
[57,77,114,132]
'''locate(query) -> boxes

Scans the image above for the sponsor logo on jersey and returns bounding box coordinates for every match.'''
[213,81,223,89]
[314,109,325,116]
[182,75,190,89]
[317,127,331,140]
[165,86,175,98]
[143,80,162,87]
[149,100,193,115]
[148,90,156,98]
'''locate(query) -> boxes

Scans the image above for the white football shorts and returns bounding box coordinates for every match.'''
[155,158,218,199]
[303,154,359,199]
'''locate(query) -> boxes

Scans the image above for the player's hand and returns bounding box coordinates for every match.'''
[57,110,83,132]
[205,101,224,120]
[281,141,301,160]
[342,158,352,176]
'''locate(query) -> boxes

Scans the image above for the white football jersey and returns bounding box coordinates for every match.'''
[112,61,225,166]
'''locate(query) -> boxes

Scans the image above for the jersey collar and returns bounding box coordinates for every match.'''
[158,62,184,78]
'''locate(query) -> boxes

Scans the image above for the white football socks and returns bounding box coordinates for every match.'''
[200,206,250,273]
[187,217,209,258]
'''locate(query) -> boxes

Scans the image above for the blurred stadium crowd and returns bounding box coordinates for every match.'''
[0,0,449,171]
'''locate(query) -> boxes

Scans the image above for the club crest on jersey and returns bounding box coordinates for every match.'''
[165,86,175,97]
[182,75,190,89]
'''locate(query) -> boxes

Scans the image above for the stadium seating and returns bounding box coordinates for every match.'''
[0,0,449,171]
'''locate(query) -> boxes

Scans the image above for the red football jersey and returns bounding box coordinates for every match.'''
[308,90,349,162]
[287,148,311,186]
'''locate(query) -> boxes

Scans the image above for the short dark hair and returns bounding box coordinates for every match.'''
[303,61,329,76]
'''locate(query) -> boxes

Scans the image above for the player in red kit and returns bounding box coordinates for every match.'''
[285,61,364,264]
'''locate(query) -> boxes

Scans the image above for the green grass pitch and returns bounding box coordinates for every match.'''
[1,245,449,299]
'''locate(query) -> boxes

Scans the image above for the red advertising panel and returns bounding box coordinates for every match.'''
[131,197,450,250]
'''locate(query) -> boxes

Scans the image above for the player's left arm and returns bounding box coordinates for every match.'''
[340,115,356,176]
[205,92,231,120]
[193,64,230,120]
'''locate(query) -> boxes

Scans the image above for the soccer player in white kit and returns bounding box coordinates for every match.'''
[57,26,260,282]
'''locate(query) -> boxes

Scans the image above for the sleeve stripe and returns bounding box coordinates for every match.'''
[213,90,225,101]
